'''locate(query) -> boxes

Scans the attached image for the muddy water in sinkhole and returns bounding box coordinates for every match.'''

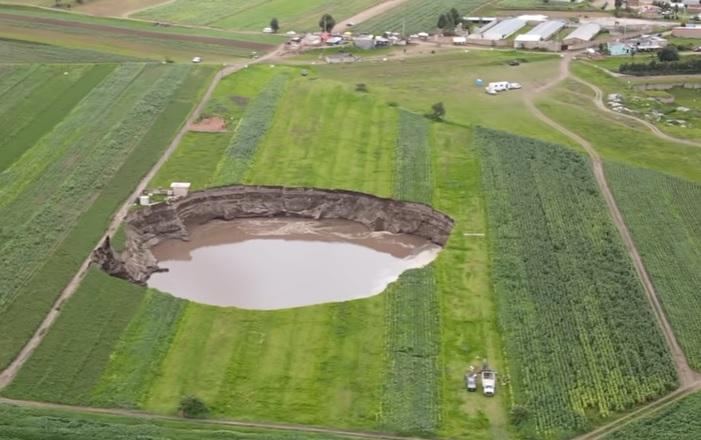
[147,218,441,310]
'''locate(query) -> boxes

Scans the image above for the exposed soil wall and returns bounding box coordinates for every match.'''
[93,185,455,284]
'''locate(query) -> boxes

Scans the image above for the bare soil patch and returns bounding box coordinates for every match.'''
[190,116,227,132]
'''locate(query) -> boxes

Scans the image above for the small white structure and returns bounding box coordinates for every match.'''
[517,14,549,23]
[171,182,191,198]
[192,56,202,63]
[417,32,430,40]
[452,36,467,45]
[139,195,151,206]
[263,27,274,33]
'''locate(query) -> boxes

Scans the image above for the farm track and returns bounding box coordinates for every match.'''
[0,397,428,440]
[0,11,275,50]
[526,53,701,439]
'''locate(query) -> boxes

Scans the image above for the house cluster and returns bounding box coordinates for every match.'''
[284,30,409,53]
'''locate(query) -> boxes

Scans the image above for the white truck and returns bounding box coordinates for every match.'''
[481,369,496,397]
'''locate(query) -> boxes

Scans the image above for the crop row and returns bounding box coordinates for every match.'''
[0,38,136,64]
[475,128,677,439]
[381,111,440,436]
[355,0,485,35]
[212,73,289,185]
[0,64,215,370]
[3,270,145,404]
[605,162,701,370]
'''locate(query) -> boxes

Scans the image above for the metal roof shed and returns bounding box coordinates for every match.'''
[564,23,601,42]
[482,18,527,40]
[515,20,566,42]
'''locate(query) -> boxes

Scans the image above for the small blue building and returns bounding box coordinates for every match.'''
[607,42,633,56]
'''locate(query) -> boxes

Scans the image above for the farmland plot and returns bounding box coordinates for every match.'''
[0,62,215,370]
[0,38,135,63]
[476,128,677,439]
[606,163,701,370]
[604,391,701,440]
[135,0,380,32]
[354,0,486,34]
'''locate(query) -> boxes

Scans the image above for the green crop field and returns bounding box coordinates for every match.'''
[603,391,701,440]
[135,0,379,32]
[0,61,215,371]
[476,127,677,439]
[353,0,486,35]
[0,5,282,62]
[606,164,701,370]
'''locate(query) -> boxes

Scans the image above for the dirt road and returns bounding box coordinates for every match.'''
[332,0,408,32]
[0,397,426,440]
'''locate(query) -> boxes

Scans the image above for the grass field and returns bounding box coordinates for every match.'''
[476,127,677,439]
[606,164,701,370]
[0,62,215,370]
[603,391,701,440]
[353,0,487,35]
[135,0,380,31]
[0,5,282,62]
[536,78,701,181]
[569,61,701,143]
[0,403,358,439]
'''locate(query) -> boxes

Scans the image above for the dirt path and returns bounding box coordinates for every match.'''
[526,54,700,388]
[332,0,408,32]
[73,0,177,18]
[0,397,427,440]
[573,380,701,440]
[0,44,284,391]
[568,73,701,149]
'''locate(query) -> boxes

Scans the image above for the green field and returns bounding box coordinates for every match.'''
[603,392,701,440]
[0,37,136,63]
[0,5,282,62]
[353,0,486,35]
[0,403,357,439]
[568,62,701,143]
[606,164,701,370]
[476,127,677,439]
[0,62,215,370]
[135,0,380,31]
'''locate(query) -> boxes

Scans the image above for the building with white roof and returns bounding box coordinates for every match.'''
[515,20,566,43]
[478,18,527,40]
[563,23,601,43]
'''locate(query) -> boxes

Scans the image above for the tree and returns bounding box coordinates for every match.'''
[437,13,448,30]
[614,0,623,8]
[319,14,335,32]
[658,45,680,62]
[270,17,279,33]
[178,396,209,419]
[449,8,461,25]
[430,102,446,120]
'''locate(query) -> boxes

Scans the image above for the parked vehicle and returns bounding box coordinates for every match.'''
[481,370,496,397]
[466,373,478,392]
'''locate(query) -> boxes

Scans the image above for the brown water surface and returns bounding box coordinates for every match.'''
[148,218,440,309]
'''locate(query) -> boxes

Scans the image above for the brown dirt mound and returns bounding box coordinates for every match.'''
[190,116,227,132]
